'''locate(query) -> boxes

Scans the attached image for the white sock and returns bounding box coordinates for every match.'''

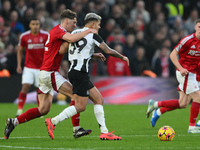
[156,109,162,116]
[94,104,108,133]
[154,102,158,108]
[51,106,77,126]
[13,118,19,127]
[189,126,196,130]
[73,126,80,132]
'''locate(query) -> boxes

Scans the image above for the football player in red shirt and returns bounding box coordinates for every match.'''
[16,17,48,117]
[4,9,99,140]
[107,44,131,76]
[146,19,200,133]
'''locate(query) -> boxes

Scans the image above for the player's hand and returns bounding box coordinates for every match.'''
[88,29,98,34]
[92,53,106,62]
[180,68,189,76]
[122,56,129,66]
[16,66,22,74]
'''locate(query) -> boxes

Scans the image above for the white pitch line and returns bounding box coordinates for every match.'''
[0,135,154,140]
[0,145,125,150]
[0,134,199,140]
[1,145,200,150]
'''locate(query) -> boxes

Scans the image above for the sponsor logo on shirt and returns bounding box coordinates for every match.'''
[188,50,200,56]
[28,43,44,49]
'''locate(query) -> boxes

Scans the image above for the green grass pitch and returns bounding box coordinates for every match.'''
[0,103,200,150]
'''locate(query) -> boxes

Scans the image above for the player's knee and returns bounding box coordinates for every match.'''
[41,108,50,115]
[179,103,188,108]
[92,97,104,105]
[75,105,86,113]
[21,84,31,93]
[97,98,104,105]
[39,106,50,115]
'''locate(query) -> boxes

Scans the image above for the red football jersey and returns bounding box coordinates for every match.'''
[19,30,48,69]
[175,33,200,73]
[40,25,67,71]
[107,56,131,76]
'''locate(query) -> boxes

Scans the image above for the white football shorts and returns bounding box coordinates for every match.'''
[176,70,199,94]
[22,67,40,87]
[38,70,67,96]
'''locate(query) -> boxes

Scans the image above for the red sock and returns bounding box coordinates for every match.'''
[36,95,39,107]
[189,102,200,126]
[158,99,180,108]
[18,92,27,109]
[70,101,80,127]
[160,107,178,114]
[17,107,41,124]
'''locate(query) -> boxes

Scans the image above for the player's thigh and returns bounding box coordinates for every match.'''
[89,86,104,105]
[179,91,190,108]
[189,90,200,103]
[58,80,73,99]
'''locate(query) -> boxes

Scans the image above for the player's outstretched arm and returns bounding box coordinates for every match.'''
[99,42,129,66]
[62,29,97,43]
[170,49,188,76]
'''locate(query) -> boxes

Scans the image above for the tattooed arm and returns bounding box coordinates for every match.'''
[99,42,129,66]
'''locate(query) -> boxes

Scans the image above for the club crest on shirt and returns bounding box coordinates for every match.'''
[40,37,43,42]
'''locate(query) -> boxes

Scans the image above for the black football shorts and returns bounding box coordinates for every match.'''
[68,69,94,97]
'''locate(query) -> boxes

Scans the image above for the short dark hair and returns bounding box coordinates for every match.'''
[29,16,40,24]
[60,9,77,21]
[84,13,101,24]
[196,19,200,24]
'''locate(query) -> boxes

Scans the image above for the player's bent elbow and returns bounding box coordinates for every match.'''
[179,103,188,108]
[67,37,76,43]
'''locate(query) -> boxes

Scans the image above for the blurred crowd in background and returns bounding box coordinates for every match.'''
[0,0,199,78]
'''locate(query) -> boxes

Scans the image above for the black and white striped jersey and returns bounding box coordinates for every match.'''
[68,27,104,73]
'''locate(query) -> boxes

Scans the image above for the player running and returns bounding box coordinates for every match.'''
[15,17,48,116]
[146,19,200,133]
[4,9,98,140]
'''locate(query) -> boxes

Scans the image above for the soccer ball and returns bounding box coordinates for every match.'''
[157,126,175,141]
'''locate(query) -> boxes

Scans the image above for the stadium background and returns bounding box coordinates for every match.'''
[0,0,197,103]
